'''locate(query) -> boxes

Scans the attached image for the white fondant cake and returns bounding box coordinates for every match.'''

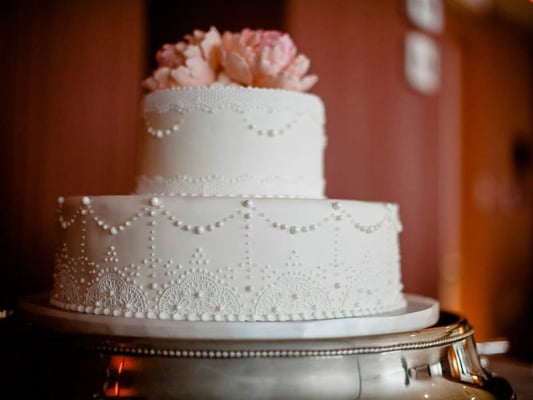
[51,194,404,321]
[50,86,407,322]
[137,87,326,198]
[48,27,418,328]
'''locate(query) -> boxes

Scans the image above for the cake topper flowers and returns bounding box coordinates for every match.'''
[142,26,317,92]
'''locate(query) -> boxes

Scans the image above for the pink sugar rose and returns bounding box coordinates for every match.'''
[142,26,222,90]
[185,27,221,70]
[142,27,317,92]
[141,67,174,91]
[257,54,318,92]
[155,42,187,68]
[169,44,216,87]
[220,28,317,91]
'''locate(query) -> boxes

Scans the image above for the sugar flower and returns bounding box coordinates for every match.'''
[143,27,317,92]
[142,26,222,90]
[220,28,317,91]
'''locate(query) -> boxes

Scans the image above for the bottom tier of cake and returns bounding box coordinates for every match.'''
[51,195,407,322]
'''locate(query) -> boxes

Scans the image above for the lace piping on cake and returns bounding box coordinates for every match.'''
[51,269,81,306]
[86,273,148,316]
[142,87,324,141]
[158,271,242,321]
[249,201,399,235]
[51,197,405,321]
[342,264,397,315]
[57,196,150,235]
[56,197,399,237]
[255,275,331,321]
[50,252,405,322]
[143,86,325,125]
[135,174,325,199]
[143,108,314,140]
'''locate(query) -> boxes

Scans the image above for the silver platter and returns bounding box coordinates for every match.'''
[19,293,439,339]
[4,295,517,399]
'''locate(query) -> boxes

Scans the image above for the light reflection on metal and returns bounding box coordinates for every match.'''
[11,310,516,399]
[87,313,517,398]
[104,356,141,398]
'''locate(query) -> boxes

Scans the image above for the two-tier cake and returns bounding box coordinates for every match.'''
[41,27,437,337]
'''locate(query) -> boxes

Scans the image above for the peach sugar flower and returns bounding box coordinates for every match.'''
[143,27,317,92]
[220,28,317,92]
[142,26,222,90]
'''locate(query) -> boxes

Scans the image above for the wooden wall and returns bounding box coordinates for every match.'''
[446,4,533,356]
[0,0,146,306]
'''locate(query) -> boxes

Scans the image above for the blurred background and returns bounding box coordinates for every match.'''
[0,0,531,363]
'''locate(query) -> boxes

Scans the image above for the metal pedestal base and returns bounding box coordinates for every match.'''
[2,306,517,399]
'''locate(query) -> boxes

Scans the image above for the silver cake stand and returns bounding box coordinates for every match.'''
[2,293,517,399]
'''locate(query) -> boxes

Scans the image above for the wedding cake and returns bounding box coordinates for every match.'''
[47,27,433,331]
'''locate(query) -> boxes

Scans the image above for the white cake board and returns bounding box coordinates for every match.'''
[19,293,439,340]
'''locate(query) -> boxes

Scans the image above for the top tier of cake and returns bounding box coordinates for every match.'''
[136,86,326,198]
